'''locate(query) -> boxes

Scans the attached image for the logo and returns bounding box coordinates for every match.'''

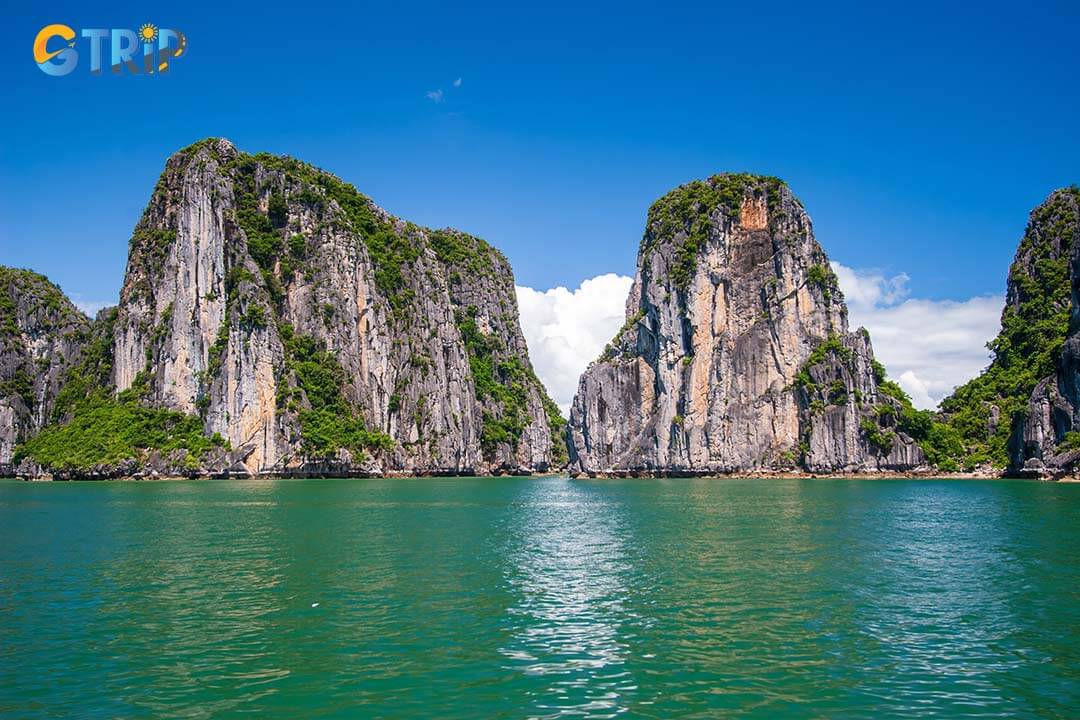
[34,23,186,76]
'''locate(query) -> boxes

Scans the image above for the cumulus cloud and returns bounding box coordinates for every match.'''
[425,89,444,103]
[831,262,1002,410]
[516,274,634,414]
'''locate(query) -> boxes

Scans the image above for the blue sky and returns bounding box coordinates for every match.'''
[2,1,1078,310]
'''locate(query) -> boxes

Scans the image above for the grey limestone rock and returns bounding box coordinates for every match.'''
[568,174,924,475]
[0,268,91,473]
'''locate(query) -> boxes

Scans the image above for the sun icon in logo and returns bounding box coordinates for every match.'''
[138,23,158,44]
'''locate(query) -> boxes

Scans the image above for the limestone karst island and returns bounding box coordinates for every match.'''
[2,141,1078,480]
[4,3,1079,718]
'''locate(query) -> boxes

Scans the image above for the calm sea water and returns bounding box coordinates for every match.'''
[1,477,1078,719]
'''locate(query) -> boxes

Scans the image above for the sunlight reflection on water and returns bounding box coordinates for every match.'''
[500,480,637,715]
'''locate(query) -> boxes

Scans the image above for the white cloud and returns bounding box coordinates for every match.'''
[831,263,910,308]
[72,295,112,317]
[516,274,634,415]
[831,262,1002,410]
[452,77,462,87]
[425,89,444,103]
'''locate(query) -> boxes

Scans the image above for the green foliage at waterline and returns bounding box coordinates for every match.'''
[13,307,229,472]
[795,333,967,470]
[937,187,1079,468]
[15,399,228,471]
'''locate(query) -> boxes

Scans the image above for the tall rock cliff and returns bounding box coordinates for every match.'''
[568,174,925,475]
[0,268,90,471]
[106,138,562,476]
[939,187,1080,475]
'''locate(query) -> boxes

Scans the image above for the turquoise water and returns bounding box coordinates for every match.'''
[1,477,1078,718]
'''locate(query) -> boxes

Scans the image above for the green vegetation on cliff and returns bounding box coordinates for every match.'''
[937,187,1079,468]
[454,305,568,465]
[276,321,393,460]
[455,306,530,458]
[51,308,118,419]
[795,334,965,469]
[184,139,566,469]
[15,309,229,471]
[0,267,85,339]
[875,379,965,470]
[429,229,500,278]
[643,174,786,290]
[0,267,88,437]
[227,150,422,316]
[428,224,567,467]
[541,395,569,467]
[806,263,839,301]
[600,310,646,361]
[16,402,227,471]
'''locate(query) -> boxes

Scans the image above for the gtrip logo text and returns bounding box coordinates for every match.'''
[34,23,186,76]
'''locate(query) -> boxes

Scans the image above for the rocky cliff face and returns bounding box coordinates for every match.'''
[108,138,562,476]
[982,187,1080,474]
[0,268,90,471]
[568,174,924,475]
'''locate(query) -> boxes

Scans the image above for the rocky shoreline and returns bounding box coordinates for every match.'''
[6,466,1075,482]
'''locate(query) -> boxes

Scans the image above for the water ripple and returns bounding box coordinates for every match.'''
[0,477,1077,718]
